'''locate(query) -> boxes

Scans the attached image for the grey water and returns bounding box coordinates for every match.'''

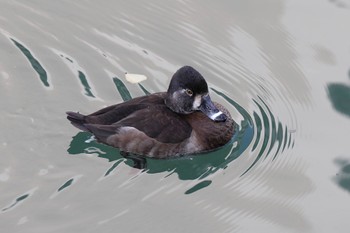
[1,0,350,232]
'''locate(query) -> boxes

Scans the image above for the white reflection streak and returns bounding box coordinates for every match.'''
[219,209,236,222]
[214,207,229,218]
[225,141,238,160]
[141,185,167,201]
[18,16,59,41]
[75,37,126,73]
[84,147,106,155]
[98,209,129,225]
[50,48,101,101]
[93,29,178,72]
[164,183,183,194]
[118,169,145,188]
[17,216,28,225]
[0,167,11,182]
[12,1,50,19]
[195,200,205,205]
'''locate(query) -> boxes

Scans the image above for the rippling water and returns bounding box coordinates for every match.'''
[1,0,350,232]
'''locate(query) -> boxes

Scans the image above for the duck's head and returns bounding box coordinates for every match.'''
[165,66,227,122]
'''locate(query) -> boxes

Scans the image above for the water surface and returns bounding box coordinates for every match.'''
[1,0,350,232]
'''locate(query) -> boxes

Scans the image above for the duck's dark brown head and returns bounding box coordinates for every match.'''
[165,66,227,122]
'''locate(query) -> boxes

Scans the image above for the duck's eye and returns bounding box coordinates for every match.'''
[185,89,193,96]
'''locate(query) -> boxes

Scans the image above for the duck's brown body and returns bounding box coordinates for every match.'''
[67,92,234,158]
[67,66,235,158]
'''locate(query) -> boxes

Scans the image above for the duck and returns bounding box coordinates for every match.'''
[66,66,235,159]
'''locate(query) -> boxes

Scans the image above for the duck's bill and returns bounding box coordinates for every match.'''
[199,95,227,122]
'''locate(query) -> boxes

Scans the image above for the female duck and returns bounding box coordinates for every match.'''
[67,66,235,158]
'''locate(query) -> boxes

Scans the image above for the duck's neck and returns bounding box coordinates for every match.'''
[165,93,187,114]
[164,95,178,113]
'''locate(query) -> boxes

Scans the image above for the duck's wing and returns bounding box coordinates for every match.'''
[67,94,165,128]
[85,94,165,125]
[84,105,192,144]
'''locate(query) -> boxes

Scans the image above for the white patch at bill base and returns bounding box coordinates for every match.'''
[192,95,202,109]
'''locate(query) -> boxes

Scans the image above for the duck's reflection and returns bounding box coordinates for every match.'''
[327,83,350,118]
[334,158,350,193]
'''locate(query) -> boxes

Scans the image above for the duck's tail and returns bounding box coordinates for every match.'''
[66,111,89,131]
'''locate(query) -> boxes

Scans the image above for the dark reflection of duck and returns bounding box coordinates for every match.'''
[66,66,235,167]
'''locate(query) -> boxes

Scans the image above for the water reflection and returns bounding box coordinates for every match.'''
[334,158,350,193]
[328,73,350,192]
[327,69,350,118]
[329,0,350,9]
[328,83,350,118]
[10,38,49,87]
[113,77,132,101]
[242,96,294,175]
[52,48,96,98]
[1,188,37,213]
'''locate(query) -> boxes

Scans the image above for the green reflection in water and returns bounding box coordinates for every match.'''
[1,194,29,212]
[282,125,289,152]
[242,97,291,174]
[113,77,132,101]
[10,38,49,87]
[78,71,95,97]
[241,100,270,176]
[273,122,284,160]
[58,178,74,192]
[138,83,151,95]
[105,159,124,177]
[327,83,350,118]
[252,112,262,151]
[184,180,212,194]
[334,159,350,193]
[67,132,120,162]
[261,98,277,157]
[287,131,292,148]
[259,97,286,161]
[57,54,95,98]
